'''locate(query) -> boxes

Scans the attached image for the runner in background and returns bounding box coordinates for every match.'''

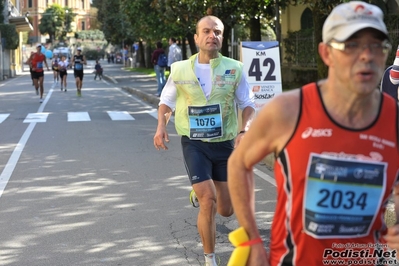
[71,47,87,96]
[26,44,50,103]
[51,53,60,85]
[58,55,69,92]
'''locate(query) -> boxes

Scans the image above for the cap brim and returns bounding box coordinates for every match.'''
[331,24,388,42]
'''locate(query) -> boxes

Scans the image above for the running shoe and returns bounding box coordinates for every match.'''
[204,254,220,266]
[61,87,63,91]
[40,98,43,103]
[35,89,39,95]
[77,90,81,97]
[190,189,199,208]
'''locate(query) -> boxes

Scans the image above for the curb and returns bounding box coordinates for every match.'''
[103,74,160,106]
[121,86,160,106]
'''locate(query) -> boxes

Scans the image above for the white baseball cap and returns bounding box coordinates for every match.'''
[36,43,42,48]
[322,1,388,43]
[77,47,82,51]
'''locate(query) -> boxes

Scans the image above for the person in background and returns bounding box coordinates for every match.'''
[58,55,69,92]
[51,53,60,85]
[71,47,87,96]
[227,2,399,265]
[167,37,182,73]
[26,43,50,103]
[153,15,255,266]
[151,41,166,97]
[94,60,103,80]
[380,44,399,101]
[27,51,34,86]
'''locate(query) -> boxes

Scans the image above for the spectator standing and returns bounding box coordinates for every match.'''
[151,41,166,97]
[94,60,103,80]
[167,37,182,73]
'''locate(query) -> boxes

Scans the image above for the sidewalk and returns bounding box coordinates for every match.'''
[101,62,160,106]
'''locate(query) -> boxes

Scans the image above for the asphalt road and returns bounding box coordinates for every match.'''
[0,62,277,266]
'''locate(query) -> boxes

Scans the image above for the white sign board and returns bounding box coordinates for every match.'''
[241,41,282,112]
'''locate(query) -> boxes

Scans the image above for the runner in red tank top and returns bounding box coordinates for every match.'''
[26,43,49,103]
[228,2,399,265]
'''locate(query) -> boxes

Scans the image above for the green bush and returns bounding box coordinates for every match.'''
[0,24,19,50]
[84,49,104,60]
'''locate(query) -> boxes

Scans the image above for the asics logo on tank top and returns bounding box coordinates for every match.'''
[301,127,333,139]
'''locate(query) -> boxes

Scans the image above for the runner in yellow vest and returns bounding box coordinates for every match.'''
[153,15,255,266]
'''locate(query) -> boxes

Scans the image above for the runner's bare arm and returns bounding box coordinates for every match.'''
[154,104,173,150]
[228,90,300,265]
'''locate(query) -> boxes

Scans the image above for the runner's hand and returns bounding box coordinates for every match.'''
[153,128,169,150]
[247,244,270,266]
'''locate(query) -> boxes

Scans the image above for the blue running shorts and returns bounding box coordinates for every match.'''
[181,136,234,185]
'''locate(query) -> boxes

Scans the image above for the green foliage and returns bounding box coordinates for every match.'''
[75,30,105,41]
[84,49,104,60]
[283,29,315,67]
[0,24,19,50]
[38,4,75,42]
[0,1,4,23]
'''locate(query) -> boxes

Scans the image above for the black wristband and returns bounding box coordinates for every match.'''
[239,130,246,134]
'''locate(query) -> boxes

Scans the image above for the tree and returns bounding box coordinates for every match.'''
[61,7,76,41]
[95,0,134,47]
[38,4,64,43]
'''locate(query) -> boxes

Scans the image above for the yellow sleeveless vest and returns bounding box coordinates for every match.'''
[171,53,243,142]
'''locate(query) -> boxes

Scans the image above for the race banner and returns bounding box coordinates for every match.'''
[240,41,282,112]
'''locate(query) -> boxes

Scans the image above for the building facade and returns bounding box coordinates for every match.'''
[21,0,91,43]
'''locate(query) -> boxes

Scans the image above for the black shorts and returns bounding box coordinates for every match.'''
[52,67,59,72]
[32,71,44,79]
[74,70,84,80]
[59,70,67,79]
[181,136,234,185]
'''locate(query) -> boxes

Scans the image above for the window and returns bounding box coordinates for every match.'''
[300,8,313,30]
[65,0,68,6]
[81,21,85,31]
[82,0,84,9]
[28,0,32,8]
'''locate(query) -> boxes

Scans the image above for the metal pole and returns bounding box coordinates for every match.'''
[231,27,234,59]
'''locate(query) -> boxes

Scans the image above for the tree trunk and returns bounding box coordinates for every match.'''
[249,17,261,41]
[181,37,187,60]
[186,32,197,56]
[138,40,145,68]
[221,24,231,57]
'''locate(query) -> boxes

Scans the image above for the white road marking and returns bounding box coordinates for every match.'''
[253,168,276,186]
[0,88,53,198]
[23,112,49,123]
[107,111,134,121]
[0,114,10,123]
[68,112,91,122]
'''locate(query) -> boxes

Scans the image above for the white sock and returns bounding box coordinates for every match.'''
[204,253,217,266]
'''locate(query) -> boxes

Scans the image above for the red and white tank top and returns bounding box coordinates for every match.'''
[270,82,399,266]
